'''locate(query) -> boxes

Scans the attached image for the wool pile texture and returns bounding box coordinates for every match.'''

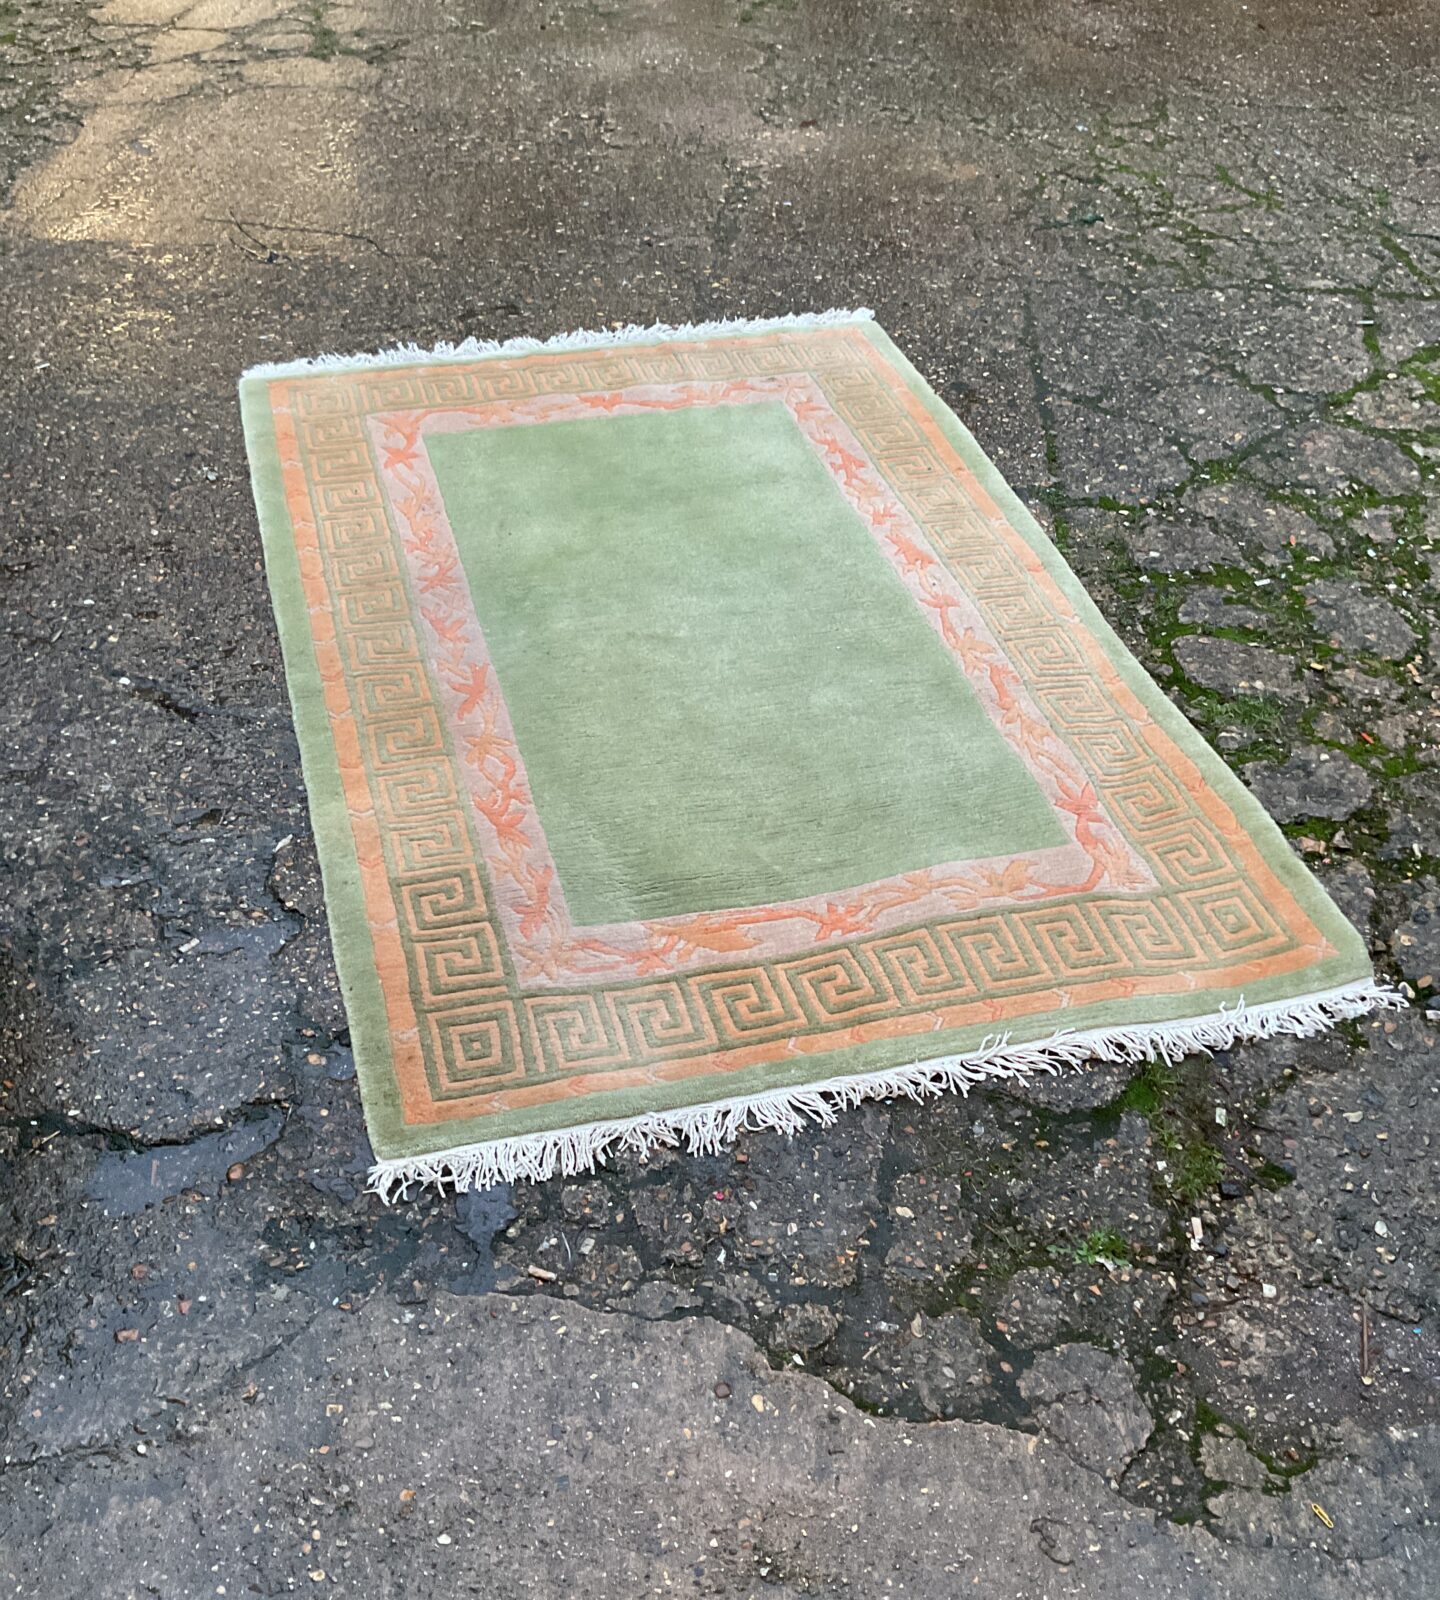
[240,310,1394,1199]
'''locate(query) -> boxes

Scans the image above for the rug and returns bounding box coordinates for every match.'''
[240,309,1396,1199]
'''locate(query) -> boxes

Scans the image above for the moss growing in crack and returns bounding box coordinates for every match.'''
[1137,1351,1179,1391]
[1071,1227,1131,1267]
[1189,690,1292,740]
[297,2,399,66]
[1163,684,1292,766]
[1101,1057,1229,1207]
[1193,1399,1319,1490]
[303,2,340,59]
[1158,1127,1225,1204]
[1213,164,1281,213]
[921,1268,988,1323]
[1279,805,1397,870]
[1112,1058,1180,1119]
[1259,1443,1321,1485]
[1193,1397,1228,1438]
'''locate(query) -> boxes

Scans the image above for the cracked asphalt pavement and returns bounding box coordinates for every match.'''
[2,1,1439,1594]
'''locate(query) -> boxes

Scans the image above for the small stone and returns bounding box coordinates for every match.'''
[1176,589,1268,631]
[1344,376,1437,432]
[774,1302,840,1354]
[1174,636,1301,700]
[1303,580,1417,661]
[1252,423,1421,498]
[1188,481,1334,558]
[1018,1345,1153,1478]
[1243,747,1373,823]
[1125,523,1243,574]
[713,1381,731,1400]
[226,1163,245,1182]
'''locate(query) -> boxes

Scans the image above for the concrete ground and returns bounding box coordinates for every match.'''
[2,1,1439,1593]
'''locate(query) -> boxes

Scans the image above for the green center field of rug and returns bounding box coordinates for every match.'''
[239,311,1386,1197]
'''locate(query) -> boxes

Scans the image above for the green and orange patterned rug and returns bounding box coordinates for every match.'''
[240,310,1396,1199]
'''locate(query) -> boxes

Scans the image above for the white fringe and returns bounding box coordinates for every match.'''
[367,978,1404,1201]
[241,308,876,382]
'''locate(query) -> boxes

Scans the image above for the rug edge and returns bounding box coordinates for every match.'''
[365,977,1405,1201]
[237,307,876,383]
